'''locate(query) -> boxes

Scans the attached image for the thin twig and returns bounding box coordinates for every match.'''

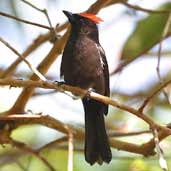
[0,37,46,81]
[152,128,168,171]
[122,1,171,14]
[139,79,171,112]
[38,136,68,151]
[9,138,56,171]
[0,11,52,30]
[21,0,56,41]
[21,0,53,28]
[0,22,67,78]
[109,130,151,137]
[0,33,50,78]
[67,131,74,171]
[15,160,27,171]
[157,13,171,80]
[156,13,171,105]
[21,0,45,12]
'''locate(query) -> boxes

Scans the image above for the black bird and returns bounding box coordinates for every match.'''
[61,11,112,165]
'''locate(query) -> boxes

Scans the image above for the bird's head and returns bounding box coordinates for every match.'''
[63,10,103,36]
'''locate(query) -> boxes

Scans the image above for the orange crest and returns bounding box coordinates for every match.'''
[79,13,103,23]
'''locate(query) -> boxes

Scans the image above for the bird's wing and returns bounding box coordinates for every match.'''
[97,44,110,115]
[97,44,110,98]
[60,41,72,78]
[60,55,65,78]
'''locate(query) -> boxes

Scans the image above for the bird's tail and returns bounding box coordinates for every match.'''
[82,99,112,165]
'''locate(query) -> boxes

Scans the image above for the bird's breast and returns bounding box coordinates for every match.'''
[62,36,104,91]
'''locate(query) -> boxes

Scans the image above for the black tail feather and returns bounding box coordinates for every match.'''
[82,98,112,165]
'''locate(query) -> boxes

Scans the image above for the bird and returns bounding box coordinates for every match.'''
[60,10,112,165]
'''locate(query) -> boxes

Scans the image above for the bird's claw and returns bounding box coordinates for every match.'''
[86,88,95,99]
[54,80,65,86]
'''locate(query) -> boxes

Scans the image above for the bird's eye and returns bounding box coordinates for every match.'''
[80,28,89,34]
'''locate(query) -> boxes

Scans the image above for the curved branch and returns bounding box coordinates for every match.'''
[0,114,170,157]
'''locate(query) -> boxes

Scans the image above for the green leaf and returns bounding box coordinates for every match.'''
[121,2,171,62]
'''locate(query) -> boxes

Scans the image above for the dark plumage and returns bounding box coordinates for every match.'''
[60,11,112,165]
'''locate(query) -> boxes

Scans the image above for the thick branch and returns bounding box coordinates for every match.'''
[0,78,171,135]
[0,114,169,157]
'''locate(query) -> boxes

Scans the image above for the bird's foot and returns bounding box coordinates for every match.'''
[54,80,65,85]
[86,88,95,100]
[54,81,80,100]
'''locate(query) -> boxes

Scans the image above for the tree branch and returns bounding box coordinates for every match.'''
[156,12,171,106]
[139,79,171,112]
[0,78,171,135]
[0,24,66,78]
[0,37,46,81]
[152,128,168,171]
[21,0,53,28]
[122,1,171,14]
[0,114,169,157]
[0,11,52,30]
[9,138,56,171]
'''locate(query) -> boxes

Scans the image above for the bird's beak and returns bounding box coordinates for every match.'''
[63,10,74,23]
